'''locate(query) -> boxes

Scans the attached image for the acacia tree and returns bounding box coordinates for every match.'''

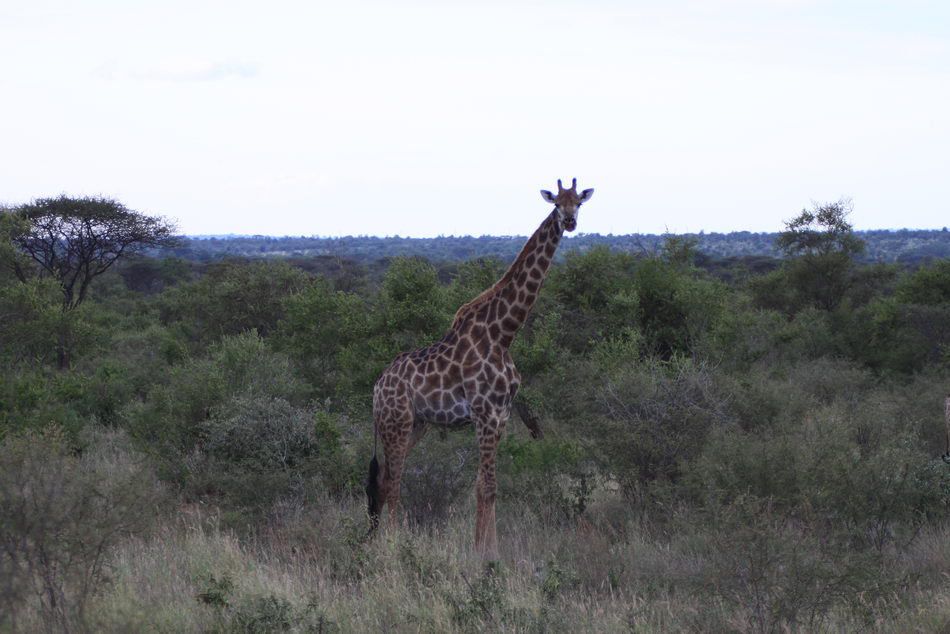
[4,196,177,367]
[777,199,865,259]
[775,199,866,312]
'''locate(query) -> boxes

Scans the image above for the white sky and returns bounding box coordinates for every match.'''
[1,0,949,237]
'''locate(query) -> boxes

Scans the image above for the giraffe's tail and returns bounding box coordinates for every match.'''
[366,454,382,532]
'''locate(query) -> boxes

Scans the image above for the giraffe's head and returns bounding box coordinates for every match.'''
[540,178,594,232]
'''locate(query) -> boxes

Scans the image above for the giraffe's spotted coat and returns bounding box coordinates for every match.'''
[368,179,594,558]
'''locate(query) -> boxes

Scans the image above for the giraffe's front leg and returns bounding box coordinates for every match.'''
[474,414,505,560]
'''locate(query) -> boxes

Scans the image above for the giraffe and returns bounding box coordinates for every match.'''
[366,178,594,558]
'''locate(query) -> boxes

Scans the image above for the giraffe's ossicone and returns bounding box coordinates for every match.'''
[366,178,594,559]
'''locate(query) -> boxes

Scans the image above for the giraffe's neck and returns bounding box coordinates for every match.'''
[452,210,564,347]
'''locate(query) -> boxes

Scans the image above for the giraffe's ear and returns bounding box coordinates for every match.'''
[540,190,557,203]
[578,188,594,203]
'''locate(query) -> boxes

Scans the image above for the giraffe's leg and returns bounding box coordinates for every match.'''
[380,409,415,529]
[474,414,505,560]
[382,444,407,528]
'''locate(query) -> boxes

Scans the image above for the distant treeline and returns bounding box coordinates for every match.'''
[160,229,950,265]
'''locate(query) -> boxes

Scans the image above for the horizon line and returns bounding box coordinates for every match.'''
[180,227,950,240]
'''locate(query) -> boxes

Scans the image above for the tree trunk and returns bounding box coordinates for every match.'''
[57,317,71,370]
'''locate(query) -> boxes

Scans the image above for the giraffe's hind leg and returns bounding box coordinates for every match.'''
[378,406,415,528]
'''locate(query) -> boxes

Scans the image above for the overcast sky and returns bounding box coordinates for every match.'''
[2,1,948,237]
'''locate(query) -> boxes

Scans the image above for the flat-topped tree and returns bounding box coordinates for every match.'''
[6,195,177,367]
[366,178,594,559]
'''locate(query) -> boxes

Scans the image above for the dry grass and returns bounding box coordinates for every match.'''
[4,492,945,633]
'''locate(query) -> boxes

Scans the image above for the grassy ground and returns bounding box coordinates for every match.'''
[7,490,943,633]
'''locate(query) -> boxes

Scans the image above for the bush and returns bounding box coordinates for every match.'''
[0,277,65,365]
[587,354,733,492]
[159,260,310,346]
[194,397,351,514]
[695,496,883,633]
[125,331,307,455]
[399,433,477,527]
[276,280,373,398]
[0,427,164,631]
[689,404,950,550]
[377,257,452,353]
[896,260,950,306]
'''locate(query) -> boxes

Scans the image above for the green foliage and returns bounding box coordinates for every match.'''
[690,407,950,550]
[661,234,700,268]
[853,297,950,373]
[277,279,372,398]
[201,592,338,634]
[3,234,950,631]
[545,246,728,359]
[547,246,639,350]
[632,258,727,357]
[758,200,868,313]
[195,397,352,513]
[160,260,310,346]
[539,559,579,602]
[0,210,31,284]
[229,595,296,632]
[587,354,733,490]
[0,277,69,365]
[125,331,306,457]
[445,257,506,310]
[777,199,865,259]
[445,567,509,630]
[153,229,950,264]
[379,256,451,350]
[897,260,950,305]
[0,427,164,630]
[9,196,177,295]
[196,573,235,609]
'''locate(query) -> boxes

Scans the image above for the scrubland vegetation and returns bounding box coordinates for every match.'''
[2,201,950,632]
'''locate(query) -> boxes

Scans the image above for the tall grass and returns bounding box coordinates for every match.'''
[3,489,942,633]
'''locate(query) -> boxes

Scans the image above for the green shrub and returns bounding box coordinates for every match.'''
[0,277,65,365]
[695,496,883,633]
[587,354,733,491]
[0,427,164,631]
[276,280,373,398]
[125,331,306,453]
[896,260,950,306]
[159,260,310,346]
[689,405,950,550]
[399,432,476,526]
[193,397,352,514]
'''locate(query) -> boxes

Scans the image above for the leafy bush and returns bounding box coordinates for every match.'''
[588,354,733,492]
[690,406,950,550]
[159,260,310,345]
[125,331,306,454]
[277,280,373,398]
[0,277,65,365]
[378,256,452,352]
[896,260,950,305]
[0,427,164,631]
[399,433,477,526]
[194,397,351,513]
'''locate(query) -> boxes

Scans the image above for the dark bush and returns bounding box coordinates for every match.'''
[194,396,351,514]
[0,427,164,631]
